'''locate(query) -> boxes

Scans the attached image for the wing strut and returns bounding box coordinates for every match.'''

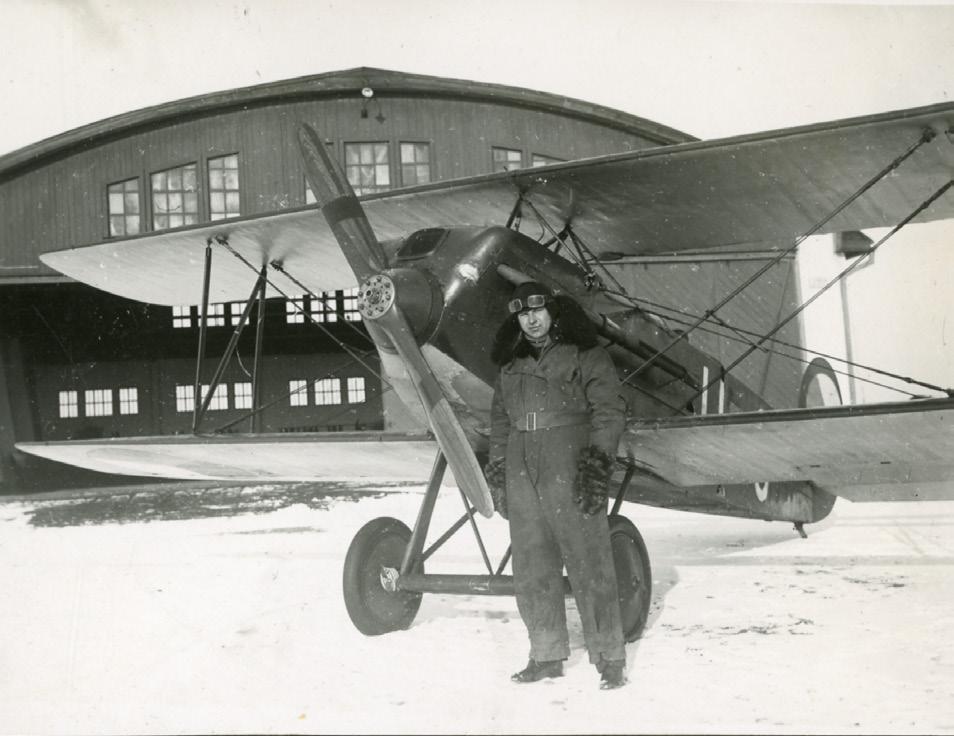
[192,240,269,433]
[621,127,940,387]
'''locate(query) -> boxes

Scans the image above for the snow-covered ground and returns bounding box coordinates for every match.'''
[1,483,952,735]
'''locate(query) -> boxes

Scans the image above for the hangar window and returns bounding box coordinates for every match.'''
[531,153,564,167]
[229,301,247,326]
[175,385,194,413]
[400,142,431,186]
[315,378,342,406]
[347,376,366,404]
[289,380,309,406]
[118,387,139,415]
[310,292,338,323]
[286,298,305,324]
[107,177,141,237]
[344,142,390,194]
[84,389,113,417]
[206,303,226,327]
[204,384,228,411]
[172,305,192,328]
[208,154,241,221]
[233,382,252,410]
[342,287,361,322]
[492,146,523,172]
[151,163,198,230]
[58,390,79,419]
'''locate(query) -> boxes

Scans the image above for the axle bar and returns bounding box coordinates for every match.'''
[396,573,572,597]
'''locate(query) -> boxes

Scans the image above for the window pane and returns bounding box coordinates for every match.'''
[492,147,523,172]
[345,143,390,195]
[183,166,197,191]
[152,163,198,230]
[119,387,139,415]
[289,379,308,406]
[175,385,195,413]
[107,177,140,237]
[347,377,366,403]
[314,378,342,406]
[84,389,113,417]
[531,153,564,167]
[234,382,252,410]
[58,390,78,418]
[208,154,240,220]
[286,298,305,324]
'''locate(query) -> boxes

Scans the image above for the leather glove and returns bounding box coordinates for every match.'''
[484,457,508,520]
[575,446,615,517]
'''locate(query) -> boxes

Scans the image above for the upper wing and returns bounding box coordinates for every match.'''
[625,396,954,501]
[41,101,954,305]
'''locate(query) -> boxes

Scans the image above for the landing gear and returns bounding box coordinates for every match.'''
[342,517,423,635]
[341,453,655,642]
[608,514,653,641]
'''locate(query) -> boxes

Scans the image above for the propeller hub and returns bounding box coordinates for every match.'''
[357,274,396,320]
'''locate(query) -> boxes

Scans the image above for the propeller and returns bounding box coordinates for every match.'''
[298,123,494,518]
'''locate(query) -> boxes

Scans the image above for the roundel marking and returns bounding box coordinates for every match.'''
[755,482,770,502]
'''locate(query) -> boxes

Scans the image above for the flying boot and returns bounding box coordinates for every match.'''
[511,658,565,683]
[598,658,627,690]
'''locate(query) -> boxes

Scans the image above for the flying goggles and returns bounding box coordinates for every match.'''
[508,294,551,314]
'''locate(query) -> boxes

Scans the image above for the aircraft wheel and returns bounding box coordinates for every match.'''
[609,514,652,642]
[342,517,423,636]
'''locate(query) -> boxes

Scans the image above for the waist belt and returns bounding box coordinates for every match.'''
[513,410,589,432]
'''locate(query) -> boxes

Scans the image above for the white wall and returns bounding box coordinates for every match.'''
[796,221,954,404]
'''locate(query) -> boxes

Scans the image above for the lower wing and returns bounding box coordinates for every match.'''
[18,399,954,518]
[16,431,440,485]
[621,397,954,523]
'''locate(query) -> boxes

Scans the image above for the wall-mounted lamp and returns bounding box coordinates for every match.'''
[359,84,385,123]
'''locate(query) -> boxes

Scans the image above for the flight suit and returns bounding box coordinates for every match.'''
[489,341,626,665]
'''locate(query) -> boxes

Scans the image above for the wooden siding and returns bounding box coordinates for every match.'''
[0,96,660,277]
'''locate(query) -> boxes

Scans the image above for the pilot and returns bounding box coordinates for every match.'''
[485,280,627,690]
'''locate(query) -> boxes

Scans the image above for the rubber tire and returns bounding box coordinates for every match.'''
[342,517,423,636]
[608,514,652,642]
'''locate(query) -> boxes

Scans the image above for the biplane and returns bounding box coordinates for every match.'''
[17,101,954,639]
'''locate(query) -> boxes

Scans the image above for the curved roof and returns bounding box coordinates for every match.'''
[0,67,694,177]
